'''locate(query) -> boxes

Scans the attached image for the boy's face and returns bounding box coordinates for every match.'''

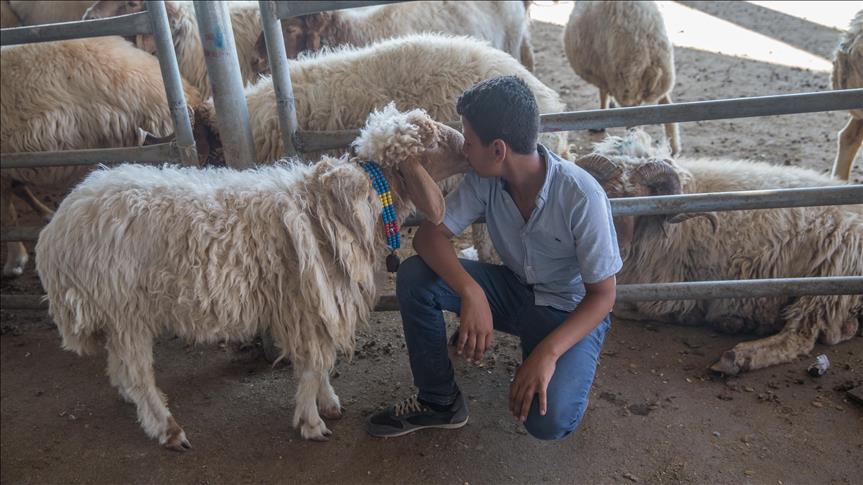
[462,118,503,177]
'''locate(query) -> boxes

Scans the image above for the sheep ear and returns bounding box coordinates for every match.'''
[398,158,445,225]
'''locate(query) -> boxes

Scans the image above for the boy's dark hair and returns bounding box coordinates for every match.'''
[456,75,539,155]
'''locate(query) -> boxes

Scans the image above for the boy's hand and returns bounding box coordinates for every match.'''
[509,348,556,422]
[456,286,493,363]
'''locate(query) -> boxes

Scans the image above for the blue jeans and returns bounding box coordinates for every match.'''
[396,255,611,440]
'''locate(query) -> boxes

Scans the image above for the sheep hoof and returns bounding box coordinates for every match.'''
[588,128,606,134]
[709,350,741,376]
[301,421,332,441]
[320,405,343,420]
[163,418,191,451]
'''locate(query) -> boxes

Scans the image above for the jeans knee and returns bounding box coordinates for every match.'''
[523,409,583,441]
[397,255,431,290]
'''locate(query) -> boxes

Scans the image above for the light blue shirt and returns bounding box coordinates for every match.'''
[443,144,623,312]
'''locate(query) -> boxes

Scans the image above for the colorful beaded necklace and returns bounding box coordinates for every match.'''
[358,160,401,251]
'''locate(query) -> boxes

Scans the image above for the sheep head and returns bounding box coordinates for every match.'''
[576,129,717,260]
[352,103,468,225]
[262,12,335,60]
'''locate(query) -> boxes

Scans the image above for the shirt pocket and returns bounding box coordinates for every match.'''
[529,227,576,261]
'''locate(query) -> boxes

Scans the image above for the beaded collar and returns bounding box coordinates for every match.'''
[358,160,401,251]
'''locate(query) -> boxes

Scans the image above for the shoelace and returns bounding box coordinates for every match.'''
[393,395,427,417]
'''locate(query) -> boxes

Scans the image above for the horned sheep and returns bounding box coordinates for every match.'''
[830,9,863,181]
[0,36,202,277]
[268,1,535,71]
[574,130,862,374]
[564,1,681,155]
[35,104,468,447]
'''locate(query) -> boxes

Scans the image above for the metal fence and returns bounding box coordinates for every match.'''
[0,0,861,310]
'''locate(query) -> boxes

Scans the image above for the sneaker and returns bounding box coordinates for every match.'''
[367,392,469,438]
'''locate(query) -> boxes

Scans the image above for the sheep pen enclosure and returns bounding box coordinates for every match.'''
[2,1,862,483]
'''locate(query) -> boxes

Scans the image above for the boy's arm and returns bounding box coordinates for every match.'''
[508,275,616,421]
[413,221,493,363]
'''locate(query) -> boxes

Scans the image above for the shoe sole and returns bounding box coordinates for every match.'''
[367,417,469,438]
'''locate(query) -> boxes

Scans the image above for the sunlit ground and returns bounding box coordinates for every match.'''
[529,1,859,72]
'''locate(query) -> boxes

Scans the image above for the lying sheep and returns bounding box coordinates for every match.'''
[4,0,93,25]
[575,130,862,375]
[84,0,267,99]
[830,9,863,180]
[0,36,202,276]
[200,33,567,263]
[267,1,535,71]
[36,104,468,447]
[564,1,681,154]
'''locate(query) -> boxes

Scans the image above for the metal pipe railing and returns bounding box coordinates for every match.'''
[292,90,863,153]
[541,89,863,133]
[259,0,299,157]
[193,1,256,168]
[0,144,179,169]
[4,185,859,242]
[147,0,198,166]
[0,11,152,46]
[5,276,861,312]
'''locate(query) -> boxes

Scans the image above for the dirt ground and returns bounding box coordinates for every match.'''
[2,2,862,484]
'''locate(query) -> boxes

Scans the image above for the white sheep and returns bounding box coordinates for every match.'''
[35,104,468,447]
[0,35,202,276]
[4,0,94,26]
[83,0,267,99]
[830,9,863,181]
[563,1,681,155]
[574,130,862,375]
[268,1,535,71]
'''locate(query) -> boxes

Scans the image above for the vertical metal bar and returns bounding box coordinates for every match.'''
[146,1,198,165]
[193,1,256,168]
[259,0,298,157]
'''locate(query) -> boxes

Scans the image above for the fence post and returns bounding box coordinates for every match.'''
[193,1,257,168]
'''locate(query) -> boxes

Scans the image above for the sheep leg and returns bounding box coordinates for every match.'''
[10,182,55,222]
[472,223,496,263]
[105,331,191,451]
[1,185,28,277]
[519,34,535,72]
[710,299,821,375]
[589,89,610,133]
[293,364,332,441]
[832,116,863,180]
[658,95,681,155]
[317,372,342,419]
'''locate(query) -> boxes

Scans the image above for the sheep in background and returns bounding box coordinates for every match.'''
[830,9,863,181]
[36,104,468,447]
[0,36,202,276]
[83,0,268,99]
[1,0,22,27]
[266,1,535,71]
[199,33,566,263]
[563,1,681,155]
[4,0,93,25]
[575,130,861,375]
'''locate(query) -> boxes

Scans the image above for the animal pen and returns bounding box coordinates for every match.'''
[0,0,862,314]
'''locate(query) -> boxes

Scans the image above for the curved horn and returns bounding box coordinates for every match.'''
[574,153,622,183]
[668,212,720,233]
[631,158,681,195]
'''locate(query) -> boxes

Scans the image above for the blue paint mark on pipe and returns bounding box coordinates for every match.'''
[215,29,225,49]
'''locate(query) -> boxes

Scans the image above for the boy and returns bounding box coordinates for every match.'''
[368,76,622,440]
